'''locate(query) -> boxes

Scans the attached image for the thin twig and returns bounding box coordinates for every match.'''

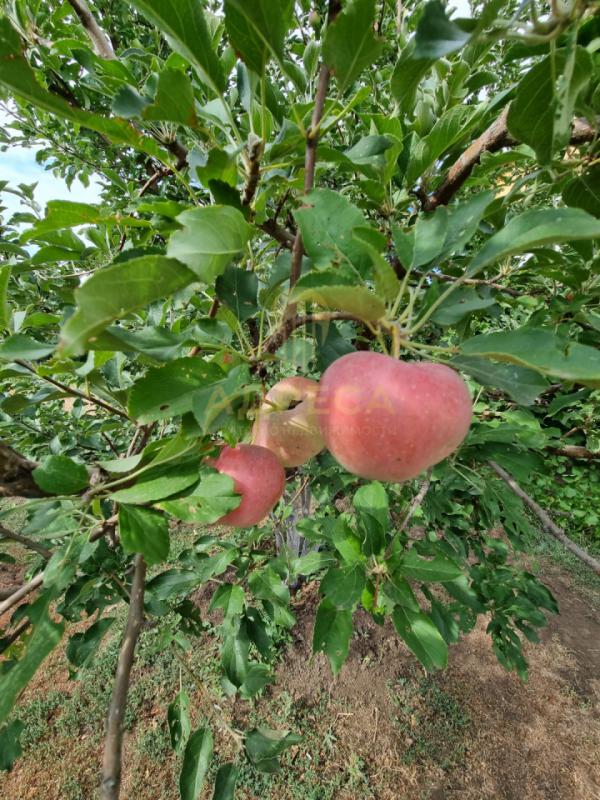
[100,554,147,800]
[488,460,600,576]
[0,573,44,618]
[398,469,432,533]
[0,524,52,559]
[15,360,131,421]
[101,432,120,457]
[0,619,31,652]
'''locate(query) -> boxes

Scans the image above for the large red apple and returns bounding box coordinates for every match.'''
[252,377,324,467]
[316,352,472,482]
[212,444,285,527]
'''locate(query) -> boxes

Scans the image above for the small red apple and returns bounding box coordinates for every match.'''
[212,444,285,527]
[252,377,324,467]
[316,352,472,482]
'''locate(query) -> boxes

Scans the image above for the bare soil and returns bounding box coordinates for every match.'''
[1,563,599,800]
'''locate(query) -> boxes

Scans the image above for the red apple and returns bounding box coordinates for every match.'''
[316,352,472,482]
[252,377,324,467]
[212,444,285,527]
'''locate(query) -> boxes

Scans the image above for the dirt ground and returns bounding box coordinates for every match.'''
[248,569,600,800]
[1,563,599,800]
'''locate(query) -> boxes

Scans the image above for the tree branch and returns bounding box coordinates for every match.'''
[547,445,600,461]
[426,110,599,210]
[261,311,363,356]
[287,0,342,299]
[0,443,45,498]
[0,573,44,618]
[66,0,116,60]
[0,524,52,559]
[242,134,264,208]
[488,460,600,576]
[258,219,295,249]
[101,554,146,800]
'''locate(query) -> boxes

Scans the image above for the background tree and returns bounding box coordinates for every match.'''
[0,0,599,797]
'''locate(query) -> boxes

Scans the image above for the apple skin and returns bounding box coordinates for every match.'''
[252,377,324,467]
[316,352,472,482]
[212,444,285,527]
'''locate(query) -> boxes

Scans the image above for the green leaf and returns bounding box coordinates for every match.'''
[469,208,600,276]
[119,505,170,566]
[216,265,259,321]
[223,0,294,74]
[507,47,592,164]
[562,164,600,218]
[212,763,239,800]
[312,598,353,675]
[191,365,261,434]
[0,719,24,771]
[179,726,213,800]
[0,334,54,361]
[66,617,115,670]
[344,135,393,166]
[412,207,448,267]
[381,577,420,612]
[290,271,385,321]
[0,604,64,724]
[158,472,241,524]
[414,1,471,59]
[221,627,249,688]
[158,472,239,522]
[20,201,148,243]
[98,454,144,475]
[111,462,200,505]
[245,727,302,773]
[391,43,433,111]
[142,68,198,126]
[451,356,548,406]
[322,0,383,93]
[60,256,195,356]
[430,287,496,326]
[353,228,401,303]
[0,18,166,161]
[392,605,448,670]
[320,564,366,609]
[460,328,600,385]
[32,455,89,495]
[293,189,371,275]
[353,481,389,554]
[128,358,224,423]
[406,106,470,186]
[168,690,191,757]
[129,0,226,93]
[168,207,254,283]
[398,548,463,582]
[146,569,200,601]
[209,584,245,619]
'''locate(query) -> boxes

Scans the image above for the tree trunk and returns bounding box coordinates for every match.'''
[274,479,313,558]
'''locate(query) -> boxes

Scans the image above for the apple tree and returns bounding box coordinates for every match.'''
[0,0,599,796]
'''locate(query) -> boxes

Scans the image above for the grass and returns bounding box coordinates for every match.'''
[390,671,470,770]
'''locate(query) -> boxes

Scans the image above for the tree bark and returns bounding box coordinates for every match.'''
[100,554,146,799]
[0,443,45,499]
